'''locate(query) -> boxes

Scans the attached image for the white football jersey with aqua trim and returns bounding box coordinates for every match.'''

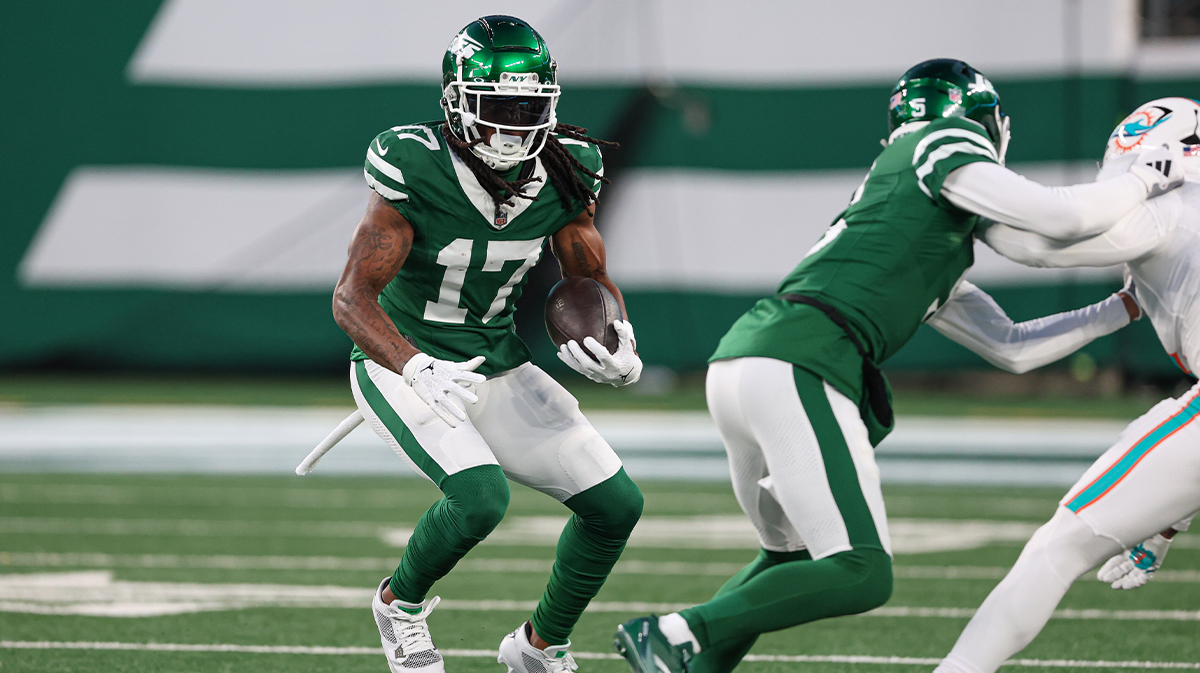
[1123,179,1200,376]
[981,157,1200,377]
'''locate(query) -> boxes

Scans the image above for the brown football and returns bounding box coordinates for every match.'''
[545,277,623,360]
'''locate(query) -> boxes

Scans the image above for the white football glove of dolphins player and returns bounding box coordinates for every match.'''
[1128,144,1186,198]
[558,320,643,387]
[401,353,486,427]
[1097,532,1173,590]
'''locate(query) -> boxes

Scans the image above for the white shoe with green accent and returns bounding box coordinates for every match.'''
[498,622,579,673]
[371,577,444,673]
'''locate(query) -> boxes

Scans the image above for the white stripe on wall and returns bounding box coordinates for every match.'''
[128,0,1150,87]
[19,163,1119,292]
[19,167,367,291]
[601,163,1123,291]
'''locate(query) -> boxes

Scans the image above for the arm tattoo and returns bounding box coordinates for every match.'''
[571,241,592,277]
[333,215,418,374]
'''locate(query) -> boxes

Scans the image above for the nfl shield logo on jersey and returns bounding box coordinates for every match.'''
[494,209,508,228]
[948,87,962,105]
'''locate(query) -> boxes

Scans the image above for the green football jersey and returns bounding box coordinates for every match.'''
[351,122,603,376]
[712,117,999,418]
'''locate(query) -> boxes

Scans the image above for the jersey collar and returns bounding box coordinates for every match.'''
[449,149,548,230]
[887,121,930,145]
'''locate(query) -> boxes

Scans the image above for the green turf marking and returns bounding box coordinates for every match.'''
[2,475,1198,669]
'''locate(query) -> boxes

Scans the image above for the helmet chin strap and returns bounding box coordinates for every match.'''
[476,131,527,171]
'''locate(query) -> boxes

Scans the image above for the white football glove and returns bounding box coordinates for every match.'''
[401,353,486,427]
[1097,533,1172,590]
[1128,144,1185,198]
[557,320,643,387]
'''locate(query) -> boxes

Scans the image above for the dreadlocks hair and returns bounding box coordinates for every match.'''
[441,122,617,217]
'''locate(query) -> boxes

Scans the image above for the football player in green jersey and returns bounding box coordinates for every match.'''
[614,59,1185,673]
[331,16,644,673]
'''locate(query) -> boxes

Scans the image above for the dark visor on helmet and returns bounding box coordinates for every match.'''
[468,94,552,127]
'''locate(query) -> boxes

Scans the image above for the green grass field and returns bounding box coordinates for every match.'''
[1,474,1197,672]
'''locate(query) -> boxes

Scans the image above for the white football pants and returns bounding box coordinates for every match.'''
[706,357,892,560]
[351,359,622,501]
[937,381,1200,673]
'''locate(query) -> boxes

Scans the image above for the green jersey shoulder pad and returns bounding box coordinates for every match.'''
[363,123,445,203]
[553,134,605,196]
[910,117,998,202]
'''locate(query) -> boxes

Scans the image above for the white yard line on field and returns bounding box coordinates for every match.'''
[2,571,1200,619]
[1,641,1198,669]
[6,513,1195,554]
[4,551,1200,583]
[0,515,1057,554]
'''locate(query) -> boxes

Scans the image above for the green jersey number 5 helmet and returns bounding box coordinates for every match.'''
[440,15,560,171]
[888,58,1010,164]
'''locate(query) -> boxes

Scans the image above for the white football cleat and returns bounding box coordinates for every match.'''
[498,622,579,673]
[371,577,444,673]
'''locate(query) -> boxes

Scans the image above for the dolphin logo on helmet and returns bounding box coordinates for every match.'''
[1105,98,1200,162]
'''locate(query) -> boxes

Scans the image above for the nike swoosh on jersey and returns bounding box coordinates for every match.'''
[375,140,388,156]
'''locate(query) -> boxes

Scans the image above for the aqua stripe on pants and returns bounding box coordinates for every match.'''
[1066,391,1200,513]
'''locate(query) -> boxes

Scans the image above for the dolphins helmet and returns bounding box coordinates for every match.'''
[1104,97,1200,164]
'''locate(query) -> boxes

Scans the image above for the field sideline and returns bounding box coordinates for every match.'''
[0,372,1168,418]
[1,474,1197,673]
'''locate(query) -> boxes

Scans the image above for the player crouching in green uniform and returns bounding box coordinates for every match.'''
[332,16,645,673]
[614,59,1185,673]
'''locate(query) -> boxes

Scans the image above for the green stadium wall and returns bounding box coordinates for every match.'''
[0,1,1193,377]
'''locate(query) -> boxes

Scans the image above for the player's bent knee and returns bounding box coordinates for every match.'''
[567,468,643,540]
[1038,506,1120,582]
[602,485,644,539]
[833,547,893,613]
[444,465,511,541]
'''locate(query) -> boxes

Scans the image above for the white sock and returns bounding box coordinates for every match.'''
[657,613,701,653]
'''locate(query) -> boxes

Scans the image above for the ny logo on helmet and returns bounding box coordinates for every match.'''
[449,33,485,60]
[967,73,995,96]
[499,72,539,84]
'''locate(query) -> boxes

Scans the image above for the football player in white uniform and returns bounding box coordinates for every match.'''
[934,97,1200,673]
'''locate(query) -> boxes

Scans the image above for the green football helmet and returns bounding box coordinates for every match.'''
[888,58,1010,164]
[440,15,560,170]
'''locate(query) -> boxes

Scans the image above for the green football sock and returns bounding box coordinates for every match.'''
[389,464,510,604]
[681,546,892,652]
[531,469,643,645]
[688,548,810,673]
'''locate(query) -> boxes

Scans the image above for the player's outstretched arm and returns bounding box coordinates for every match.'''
[551,207,643,386]
[926,280,1138,374]
[981,189,1182,269]
[942,145,1184,241]
[333,192,421,374]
